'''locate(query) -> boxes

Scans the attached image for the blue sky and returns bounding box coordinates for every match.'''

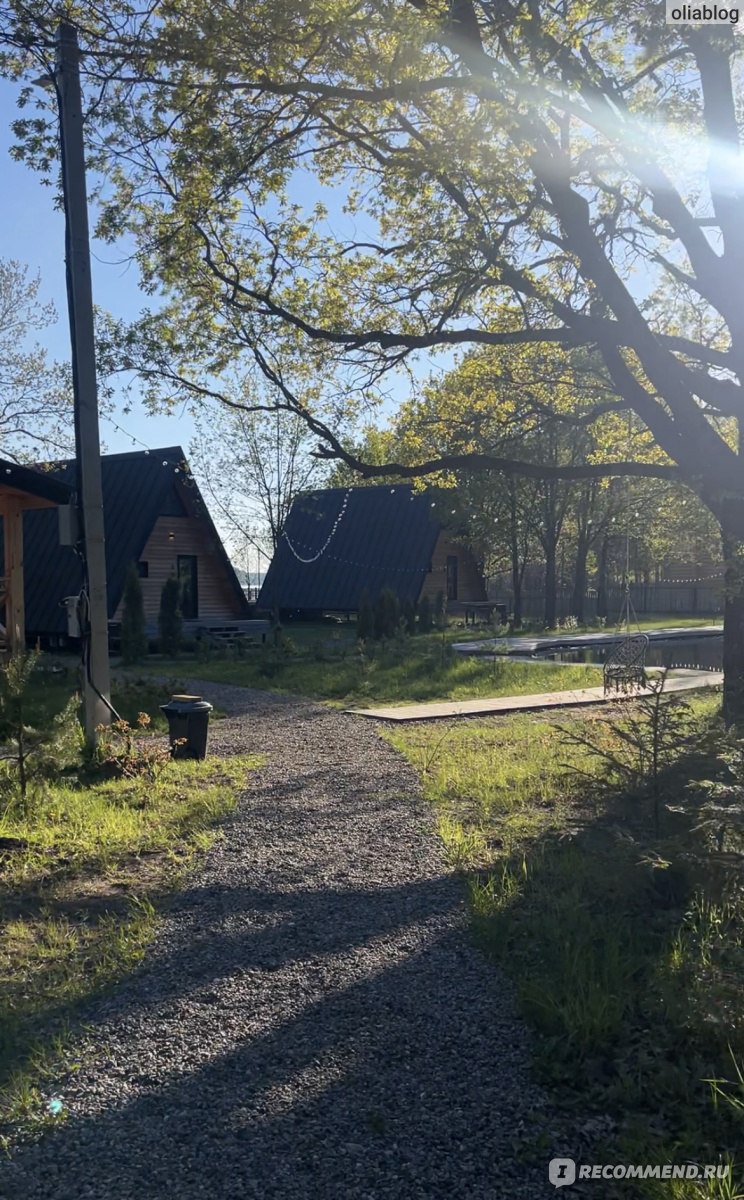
[0,69,456,554]
[0,76,196,458]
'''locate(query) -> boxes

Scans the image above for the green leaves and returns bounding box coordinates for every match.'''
[0,0,741,516]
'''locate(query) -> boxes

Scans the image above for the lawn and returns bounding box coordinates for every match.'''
[0,657,202,740]
[512,615,722,635]
[0,656,260,1141]
[146,632,602,706]
[387,689,743,1197]
[135,614,723,708]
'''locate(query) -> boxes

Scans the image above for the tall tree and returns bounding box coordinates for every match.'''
[392,343,639,626]
[191,401,324,558]
[0,258,72,459]
[4,4,744,709]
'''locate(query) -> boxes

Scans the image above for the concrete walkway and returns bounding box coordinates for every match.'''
[348,668,723,723]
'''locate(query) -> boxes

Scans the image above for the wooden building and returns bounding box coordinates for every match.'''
[0,459,71,653]
[17,447,248,643]
[258,485,487,616]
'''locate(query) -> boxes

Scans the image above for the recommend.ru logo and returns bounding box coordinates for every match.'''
[549,1159,730,1187]
[549,1159,576,1188]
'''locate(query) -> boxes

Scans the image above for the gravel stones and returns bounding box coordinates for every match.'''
[2,684,560,1199]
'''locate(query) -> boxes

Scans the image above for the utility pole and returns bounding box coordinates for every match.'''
[55,22,111,740]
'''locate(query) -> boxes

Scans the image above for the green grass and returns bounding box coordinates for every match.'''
[278,614,721,641]
[0,659,195,740]
[506,615,722,635]
[0,755,260,1134]
[132,613,721,707]
[387,691,743,1196]
[145,635,602,706]
[0,755,256,892]
[0,661,260,1137]
[387,713,597,829]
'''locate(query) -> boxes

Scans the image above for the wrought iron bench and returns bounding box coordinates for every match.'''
[603,634,649,695]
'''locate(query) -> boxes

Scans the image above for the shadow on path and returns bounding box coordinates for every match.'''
[2,690,557,1200]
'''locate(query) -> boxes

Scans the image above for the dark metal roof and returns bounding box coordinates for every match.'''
[0,459,72,506]
[257,485,443,611]
[9,446,247,636]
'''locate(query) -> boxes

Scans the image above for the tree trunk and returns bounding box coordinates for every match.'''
[723,582,744,723]
[511,560,523,628]
[544,542,557,629]
[510,529,523,628]
[508,481,523,628]
[572,536,590,623]
[596,534,609,620]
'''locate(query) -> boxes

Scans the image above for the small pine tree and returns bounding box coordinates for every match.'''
[158,575,183,656]
[435,589,448,630]
[121,563,148,664]
[401,598,416,636]
[0,650,82,805]
[357,590,374,640]
[0,649,40,801]
[374,589,400,640]
[418,594,433,633]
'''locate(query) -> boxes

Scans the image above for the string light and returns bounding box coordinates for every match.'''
[278,537,452,575]
[103,415,154,453]
[96,414,200,486]
[280,487,463,573]
[658,571,724,584]
[282,489,352,564]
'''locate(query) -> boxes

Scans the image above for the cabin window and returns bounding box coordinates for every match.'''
[137,562,149,579]
[177,555,199,619]
[446,555,459,602]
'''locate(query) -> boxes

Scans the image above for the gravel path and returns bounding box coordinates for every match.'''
[3,684,563,1200]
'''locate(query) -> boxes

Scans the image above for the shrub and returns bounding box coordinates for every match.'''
[435,590,447,630]
[559,670,694,834]
[689,730,744,863]
[418,594,433,633]
[401,598,417,636]
[88,712,173,780]
[158,576,183,656]
[357,590,374,640]
[374,589,400,640]
[120,563,148,664]
[557,614,579,631]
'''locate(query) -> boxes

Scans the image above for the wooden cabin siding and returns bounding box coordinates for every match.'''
[113,515,245,624]
[417,532,487,605]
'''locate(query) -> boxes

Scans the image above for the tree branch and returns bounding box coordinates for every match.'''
[312,444,682,483]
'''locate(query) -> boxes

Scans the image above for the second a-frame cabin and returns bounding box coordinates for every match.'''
[258,484,488,617]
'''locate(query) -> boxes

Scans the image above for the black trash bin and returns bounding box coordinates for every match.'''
[160,694,213,759]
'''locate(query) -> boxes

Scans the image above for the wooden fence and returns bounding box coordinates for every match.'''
[488,581,724,621]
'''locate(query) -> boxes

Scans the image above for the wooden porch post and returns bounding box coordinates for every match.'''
[4,501,25,654]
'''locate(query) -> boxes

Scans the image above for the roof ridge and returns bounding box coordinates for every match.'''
[35,445,187,469]
[301,482,419,495]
